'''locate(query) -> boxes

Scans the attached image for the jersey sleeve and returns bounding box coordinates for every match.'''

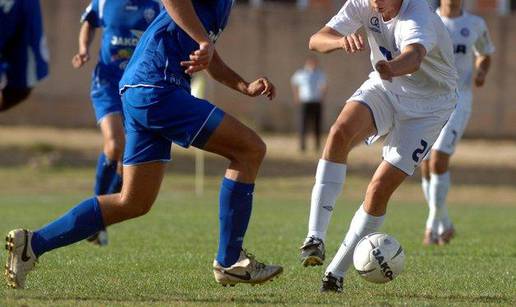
[398,3,436,53]
[291,70,301,86]
[473,19,495,56]
[80,0,100,27]
[326,0,363,36]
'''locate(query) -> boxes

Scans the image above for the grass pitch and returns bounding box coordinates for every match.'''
[0,166,515,306]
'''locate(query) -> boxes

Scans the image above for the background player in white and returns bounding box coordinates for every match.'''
[421,0,494,245]
[298,0,458,292]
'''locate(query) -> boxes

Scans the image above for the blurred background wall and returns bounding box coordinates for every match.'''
[0,0,515,138]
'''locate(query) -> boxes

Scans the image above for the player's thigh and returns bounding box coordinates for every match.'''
[201,113,265,162]
[342,78,396,144]
[333,101,376,139]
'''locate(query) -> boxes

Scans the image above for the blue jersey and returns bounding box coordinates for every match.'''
[0,0,49,88]
[120,0,233,94]
[81,0,162,81]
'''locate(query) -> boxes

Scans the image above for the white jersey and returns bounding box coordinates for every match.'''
[437,10,495,93]
[327,0,458,98]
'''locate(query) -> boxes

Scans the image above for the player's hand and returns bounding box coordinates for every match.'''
[246,77,276,100]
[71,52,90,69]
[474,70,486,87]
[180,41,215,75]
[339,33,365,53]
[375,60,393,82]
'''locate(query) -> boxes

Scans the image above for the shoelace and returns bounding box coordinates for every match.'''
[242,249,266,270]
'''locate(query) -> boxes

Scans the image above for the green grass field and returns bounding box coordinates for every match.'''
[0,166,515,306]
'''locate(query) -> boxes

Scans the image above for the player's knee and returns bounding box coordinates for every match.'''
[104,138,125,161]
[118,198,152,219]
[430,157,449,174]
[248,138,267,165]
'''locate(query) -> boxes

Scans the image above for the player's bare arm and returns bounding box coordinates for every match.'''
[309,27,364,54]
[474,55,491,87]
[206,51,275,100]
[72,21,95,69]
[162,0,214,74]
[375,44,426,81]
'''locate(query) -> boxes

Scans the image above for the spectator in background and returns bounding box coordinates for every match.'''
[291,56,327,152]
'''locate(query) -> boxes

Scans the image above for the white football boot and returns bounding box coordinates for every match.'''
[5,229,37,288]
[213,249,283,287]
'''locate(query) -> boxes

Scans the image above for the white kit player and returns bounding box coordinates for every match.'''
[298,0,459,292]
[421,0,494,246]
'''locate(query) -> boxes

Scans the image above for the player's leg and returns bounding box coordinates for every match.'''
[301,100,376,266]
[321,96,453,292]
[197,113,283,285]
[0,86,32,111]
[423,105,467,245]
[322,161,406,292]
[420,157,438,245]
[95,113,125,197]
[88,113,125,245]
[5,162,166,288]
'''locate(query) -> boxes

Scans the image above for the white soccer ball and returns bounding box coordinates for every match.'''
[353,232,405,283]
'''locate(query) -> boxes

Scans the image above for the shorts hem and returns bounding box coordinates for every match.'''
[190,108,225,148]
[123,159,170,167]
[383,158,413,176]
[96,111,123,125]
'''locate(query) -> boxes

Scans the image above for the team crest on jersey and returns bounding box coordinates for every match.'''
[460,27,470,37]
[144,8,156,24]
[369,17,381,33]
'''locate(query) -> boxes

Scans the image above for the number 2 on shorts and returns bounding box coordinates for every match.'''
[412,139,428,163]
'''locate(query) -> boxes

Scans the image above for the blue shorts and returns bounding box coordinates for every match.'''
[0,0,48,89]
[91,69,123,123]
[122,86,225,165]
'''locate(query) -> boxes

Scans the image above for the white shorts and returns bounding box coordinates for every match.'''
[349,77,457,175]
[431,90,472,155]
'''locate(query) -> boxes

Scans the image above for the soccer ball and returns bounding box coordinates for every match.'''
[353,232,405,283]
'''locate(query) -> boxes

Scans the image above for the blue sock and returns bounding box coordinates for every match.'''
[31,197,105,257]
[94,153,119,196]
[107,173,122,194]
[216,177,254,267]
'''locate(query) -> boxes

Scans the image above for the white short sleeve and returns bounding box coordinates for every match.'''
[326,0,363,36]
[398,3,436,53]
[291,70,301,86]
[473,19,495,56]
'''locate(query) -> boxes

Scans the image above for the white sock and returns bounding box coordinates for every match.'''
[325,205,385,278]
[425,172,451,233]
[421,177,430,203]
[307,159,347,241]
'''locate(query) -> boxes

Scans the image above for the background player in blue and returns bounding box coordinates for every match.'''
[5,0,283,288]
[0,0,49,111]
[71,0,162,246]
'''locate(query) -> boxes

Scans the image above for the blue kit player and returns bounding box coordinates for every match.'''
[5,0,283,288]
[0,0,49,111]
[71,0,162,246]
